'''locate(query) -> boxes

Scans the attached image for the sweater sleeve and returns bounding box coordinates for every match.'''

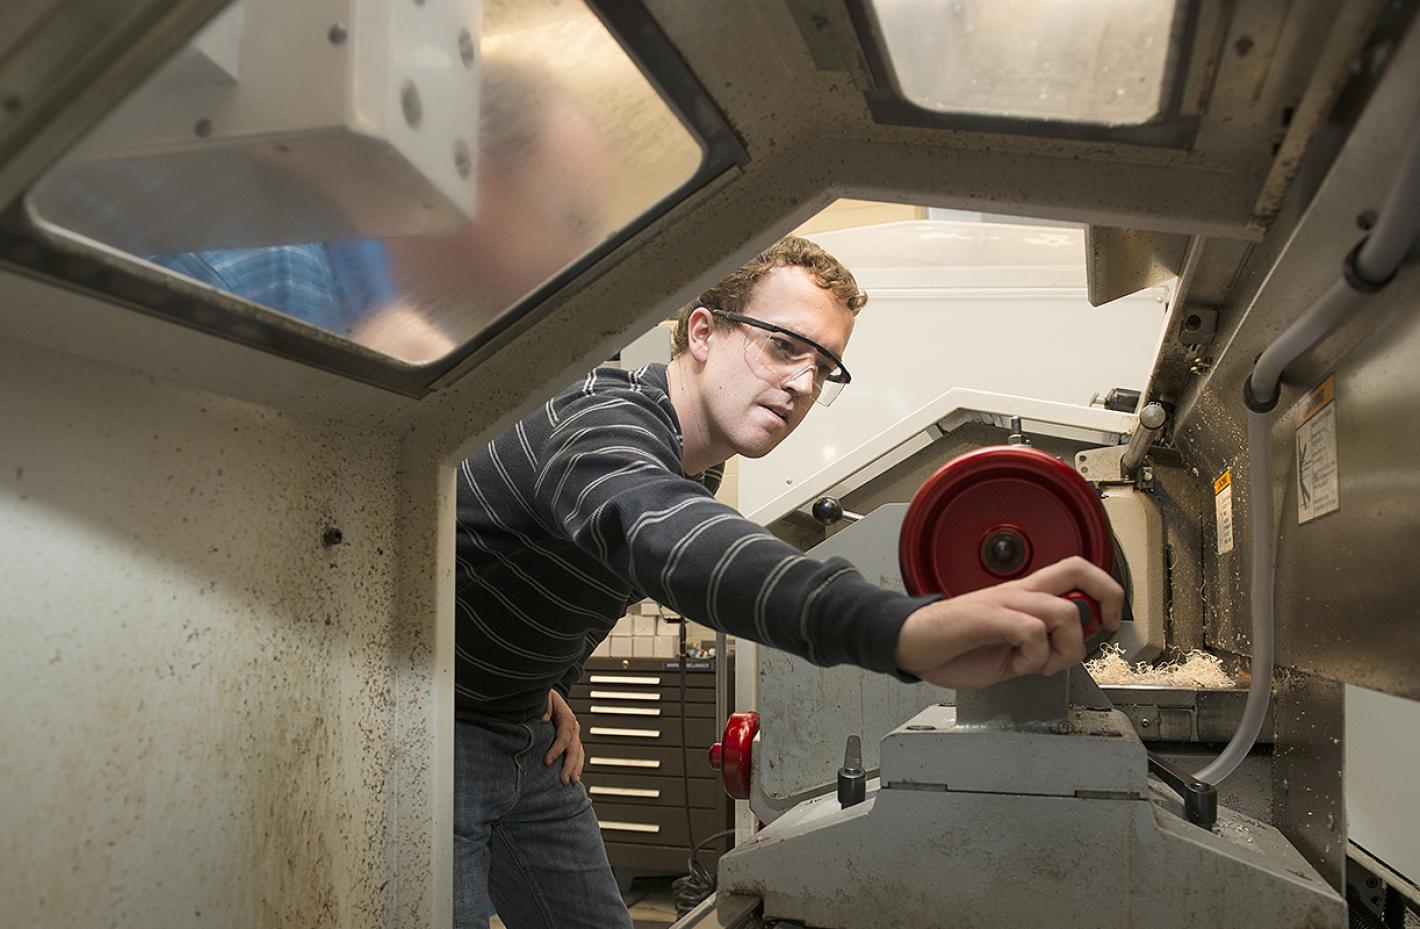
[530,387,938,676]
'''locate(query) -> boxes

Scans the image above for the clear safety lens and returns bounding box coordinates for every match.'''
[742,328,846,407]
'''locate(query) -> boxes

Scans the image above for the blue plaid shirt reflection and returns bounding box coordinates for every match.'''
[153,241,396,334]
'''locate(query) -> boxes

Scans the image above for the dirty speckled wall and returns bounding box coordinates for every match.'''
[0,336,439,928]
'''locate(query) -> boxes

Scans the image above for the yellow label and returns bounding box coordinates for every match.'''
[1214,470,1231,495]
[1297,375,1335,426]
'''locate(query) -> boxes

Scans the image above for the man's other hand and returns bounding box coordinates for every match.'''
[894,556,1124,690]
[543,688,585,784]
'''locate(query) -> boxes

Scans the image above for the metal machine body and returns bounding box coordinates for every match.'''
[715,704,1340,929]
[747,425,1169,820]
[695,434,1340,928]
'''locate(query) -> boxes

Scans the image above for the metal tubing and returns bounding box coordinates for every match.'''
[1121,402,1167,476]
[1194,409,1275,785]
[1200,104,1420,786]
[1355,106,1420,283]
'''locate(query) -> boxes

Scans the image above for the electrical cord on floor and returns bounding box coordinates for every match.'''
[672,828,735,916]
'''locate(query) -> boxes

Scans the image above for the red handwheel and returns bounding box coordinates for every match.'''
[899,445,1113,636]
[709,711,760,800]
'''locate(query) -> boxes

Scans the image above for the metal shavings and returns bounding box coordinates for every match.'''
[1086,643,1237,689]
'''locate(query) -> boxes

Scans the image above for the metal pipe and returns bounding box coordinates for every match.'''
[1120,402,1167,476]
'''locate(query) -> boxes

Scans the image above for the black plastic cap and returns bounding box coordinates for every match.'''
[1243,374,1280,414]
[1343,236,1396,294]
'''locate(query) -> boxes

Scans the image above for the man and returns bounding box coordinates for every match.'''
[452,235,1123,928]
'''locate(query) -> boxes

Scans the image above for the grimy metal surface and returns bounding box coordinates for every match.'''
[0,335,431,927]
[1272,670,1347,892]
[1171,16,1420,700]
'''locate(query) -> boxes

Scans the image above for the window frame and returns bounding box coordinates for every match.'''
[842,0,1203,149]
[0,0,747,399]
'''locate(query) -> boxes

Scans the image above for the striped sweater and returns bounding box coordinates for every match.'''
[454,363,935,722]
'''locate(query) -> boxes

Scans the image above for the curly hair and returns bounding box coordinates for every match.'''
[670,236,867,357]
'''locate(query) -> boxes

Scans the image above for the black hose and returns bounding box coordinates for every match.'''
[672,828,735,916]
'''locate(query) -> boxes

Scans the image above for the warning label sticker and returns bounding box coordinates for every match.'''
[1214,469,1234,555]
[1296,375,1339,524]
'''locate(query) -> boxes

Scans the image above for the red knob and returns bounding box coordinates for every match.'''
[900,446,1113,618]
[1065,591,1103,638]
[711,711,760,800]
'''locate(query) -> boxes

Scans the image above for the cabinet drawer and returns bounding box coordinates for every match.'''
[592,802,722,848]
[568,698,717,720]
[583,744,717,779]
[581,772,720,809]
[581,714,715,747]
[571,680,716,704]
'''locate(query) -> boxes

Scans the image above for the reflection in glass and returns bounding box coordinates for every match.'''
[28,0,703,364]
[868,0,1182,126]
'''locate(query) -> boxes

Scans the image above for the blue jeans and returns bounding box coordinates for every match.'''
[454,717,633,929]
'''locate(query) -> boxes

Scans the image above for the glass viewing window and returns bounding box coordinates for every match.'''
[865,0,1183,126]
[25,0,706,368]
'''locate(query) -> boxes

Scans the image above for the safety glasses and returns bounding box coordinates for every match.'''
[712,310,851,407]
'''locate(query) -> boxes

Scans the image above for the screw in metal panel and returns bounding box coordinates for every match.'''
[458,29,476,68]
[1366,877,1380,889]
[401,81,423,129]
[322,526,344,547]
[194,117,212,138]
[453,138,472,178]
[328,22,348,45]
[1139,717,1151,728]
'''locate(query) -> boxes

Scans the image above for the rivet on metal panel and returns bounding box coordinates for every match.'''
[327,23,348,45]
[401,82,423,129]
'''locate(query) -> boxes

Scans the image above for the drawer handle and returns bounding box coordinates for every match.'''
[589,786,661,799]
[589,690,661,701]
[598,820,661,834]
[588,756,661,769]
[589,675,661,685]
[590,705,660,717]
[589,727,660,739]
